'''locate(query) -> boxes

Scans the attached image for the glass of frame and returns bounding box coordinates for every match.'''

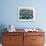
[17,7,35,21]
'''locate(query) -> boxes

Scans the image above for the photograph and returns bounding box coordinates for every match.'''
[17,7,35,21]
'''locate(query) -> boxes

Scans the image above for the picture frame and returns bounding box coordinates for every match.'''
[17,7,35,21]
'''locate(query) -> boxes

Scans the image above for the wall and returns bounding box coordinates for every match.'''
[0,0,46,30]
[0,0,46,29]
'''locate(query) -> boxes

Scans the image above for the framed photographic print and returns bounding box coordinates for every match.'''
[17,7,35,21]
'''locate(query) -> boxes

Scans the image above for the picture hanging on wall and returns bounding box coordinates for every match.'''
[17,7,35,21]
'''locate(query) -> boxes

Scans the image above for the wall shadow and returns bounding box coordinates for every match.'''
[0,24,7,43]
